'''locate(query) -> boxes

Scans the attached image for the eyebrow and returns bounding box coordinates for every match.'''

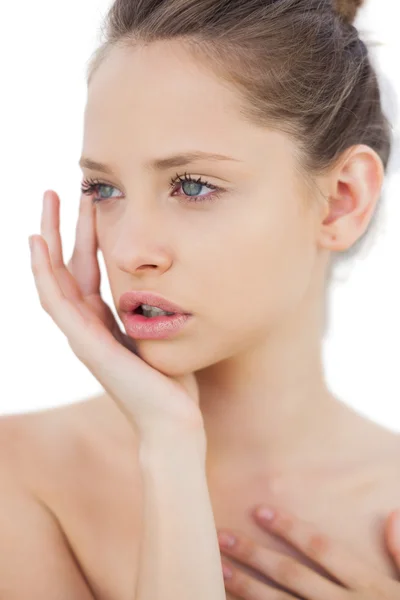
[79,151,241,174]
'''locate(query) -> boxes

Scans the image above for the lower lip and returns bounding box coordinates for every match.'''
[122,312,192,340]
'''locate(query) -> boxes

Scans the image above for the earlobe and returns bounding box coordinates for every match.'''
[317,145,384,253]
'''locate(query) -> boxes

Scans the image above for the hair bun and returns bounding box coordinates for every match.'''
[334,0,365,25]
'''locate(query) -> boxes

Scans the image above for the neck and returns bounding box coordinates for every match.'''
[196,283,389,477]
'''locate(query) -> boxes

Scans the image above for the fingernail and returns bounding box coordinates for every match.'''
[218,532,236,548]
[256,506,275,521]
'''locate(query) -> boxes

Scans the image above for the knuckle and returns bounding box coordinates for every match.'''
[231,571,251,595]
[306,533,331,560]
[83,315,103,338]
[235,537,258,562]
[274,516,295,535]
[38,296,50,313]
[275,556,303,587]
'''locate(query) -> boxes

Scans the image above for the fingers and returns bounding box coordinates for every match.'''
[40,191,83,305]
[253,506,380,590]
[67,192,101,298]
[35,192,138,367]
[218,531,342,600]
[31,191,114,363]
[31,192,198,434]
[40,190,65,268]
[220,557,294,600]
[29,234,87,343]
[30,228,133,376]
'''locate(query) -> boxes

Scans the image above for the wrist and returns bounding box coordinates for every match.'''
[139,425,207,465]
[140,417,206,445]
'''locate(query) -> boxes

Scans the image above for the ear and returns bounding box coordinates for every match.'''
[317,144,384,252]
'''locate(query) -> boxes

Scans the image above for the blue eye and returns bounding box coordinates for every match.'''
[169,172,224,204]
[80,178,121,204]
[80,172,225,205]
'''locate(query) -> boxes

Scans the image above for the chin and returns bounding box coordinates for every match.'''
[133,339,214,378]
[133,340,193,377]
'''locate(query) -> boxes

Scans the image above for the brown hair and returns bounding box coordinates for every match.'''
[86,0,393,257]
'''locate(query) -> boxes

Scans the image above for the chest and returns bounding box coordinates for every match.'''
[54,456,400,600]
[209,466,400,599]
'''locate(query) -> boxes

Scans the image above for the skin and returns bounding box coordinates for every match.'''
[218,505,400,598]
[3,38,400,599]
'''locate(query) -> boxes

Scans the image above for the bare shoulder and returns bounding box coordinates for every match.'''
[0,393,142,599]
[0,392,139,498]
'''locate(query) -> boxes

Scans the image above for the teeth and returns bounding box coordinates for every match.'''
[141,304,175,317]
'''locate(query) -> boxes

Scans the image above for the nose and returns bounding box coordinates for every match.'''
[108,204,172,276]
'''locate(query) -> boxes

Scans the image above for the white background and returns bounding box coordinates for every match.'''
[2,0,399,426]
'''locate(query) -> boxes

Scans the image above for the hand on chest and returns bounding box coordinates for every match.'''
[209,467,400,588]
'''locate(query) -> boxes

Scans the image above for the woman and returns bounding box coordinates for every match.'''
[22,0,400,598]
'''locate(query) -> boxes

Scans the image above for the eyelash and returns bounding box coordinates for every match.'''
[80,172,225,205]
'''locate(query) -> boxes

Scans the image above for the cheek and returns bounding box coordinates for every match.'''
[197,204,317,334]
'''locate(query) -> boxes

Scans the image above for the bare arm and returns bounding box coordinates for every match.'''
[0,470,95,599]
[134,426,226,600]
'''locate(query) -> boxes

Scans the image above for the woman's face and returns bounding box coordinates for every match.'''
[81,40,324,376]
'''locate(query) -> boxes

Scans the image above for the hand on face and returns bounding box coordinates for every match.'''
[29,190,203,440]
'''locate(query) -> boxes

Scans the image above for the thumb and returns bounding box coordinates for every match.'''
[385,509,400,571]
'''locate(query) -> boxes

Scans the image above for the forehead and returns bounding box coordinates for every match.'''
[82,41,300,181]
[84,42,242,146]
